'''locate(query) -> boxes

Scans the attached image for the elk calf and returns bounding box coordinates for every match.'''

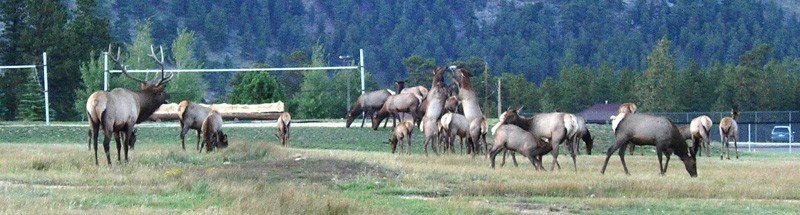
[490,124,552,170]
[201,110,228,152]
[276,112,292,147]
[719,110,739,160]
[389,121,415,154]
[177,100,212,151]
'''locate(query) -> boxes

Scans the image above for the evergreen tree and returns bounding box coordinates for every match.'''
[635,37,679,112]
[168,28,206,102]
[538,77,559,113]
[0,0,27,120]
[401,55,437,88]
[73,52,104,119]
[226,69,284,104]
[18,71,45,121]
[294,44,335,118]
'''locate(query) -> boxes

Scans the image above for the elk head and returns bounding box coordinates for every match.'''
[108,45,174,123]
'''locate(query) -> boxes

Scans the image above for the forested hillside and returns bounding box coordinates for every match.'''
[98,0,800,83]
[2,0,800,120]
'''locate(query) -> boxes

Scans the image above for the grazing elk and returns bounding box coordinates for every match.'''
[276,112,292,147]
[490,124,553,170]
[201,110,228,152]
[86,45,173,166]
[177,100,211,150]
[688,115,713,157]
[569,116,594,155]
[389,120,415,154]
[439,112,469,154]
[496,108,576,171]
[719,110,739,160]
[420,67,447,155]
[346,89,393,128]
[371,93,421,130]
[601,113,697,177]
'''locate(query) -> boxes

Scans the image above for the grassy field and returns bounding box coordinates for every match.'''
[1,121,799,214]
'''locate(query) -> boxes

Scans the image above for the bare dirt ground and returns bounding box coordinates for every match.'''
[210,157,401,185]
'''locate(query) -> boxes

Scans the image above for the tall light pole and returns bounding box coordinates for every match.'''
[339,55,353,111]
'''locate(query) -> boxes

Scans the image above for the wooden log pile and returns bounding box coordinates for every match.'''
[149,101,285,121]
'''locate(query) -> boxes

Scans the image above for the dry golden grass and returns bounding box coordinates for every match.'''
[1,137,799,214]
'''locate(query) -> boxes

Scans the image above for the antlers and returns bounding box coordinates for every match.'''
[107,45,174,86]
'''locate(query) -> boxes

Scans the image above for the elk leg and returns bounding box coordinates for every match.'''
[286,122,291,147]
[569,140,578,172]
[102,131,113,166]
[114,132,122,162]
[196,130,202,151]
[600,141,624,175]
[91,125,100,165]
[123,129,132,162]
[618,144,630,175]
[656,145,665,175]
[489,147,503,168]
[733,137,739,159]
[360,111,366,128]
[663,152,672,173]
[179,125,189,150]
[550,144,560,171]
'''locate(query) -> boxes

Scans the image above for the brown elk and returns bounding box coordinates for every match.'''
[687,115,713,157]
[346,89,393,128]
[177,100,211,150]
[496,108,576,171]
[420,67,447,155]
[86,45,173,166]
[371,93,421,130]
[456,68,482,125]
[490,124,553,170]
[574,116,594,155]
[201,110,228,152]
[613,102,648,156]
[439,112,469,154]
[389,120,415,154]
[276,112,292,147]
[719,110,739,160]
[601,113,697,177]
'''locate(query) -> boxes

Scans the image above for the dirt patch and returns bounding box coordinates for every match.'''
[212,158,400,185]
[496,202,586,215]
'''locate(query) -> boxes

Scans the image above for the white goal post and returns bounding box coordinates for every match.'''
[103,49,367,100]
[0,52,50,125]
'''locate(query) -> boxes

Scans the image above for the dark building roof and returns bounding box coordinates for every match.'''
[577,102,620,123]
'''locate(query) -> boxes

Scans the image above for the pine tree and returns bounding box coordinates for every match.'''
[168,28,206,102]
[635,37,679,112]
[18,71,45,121]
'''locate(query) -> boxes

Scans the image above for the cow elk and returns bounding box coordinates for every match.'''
[177,100,211,150]
[439,112,469,154]
[276,112,292,147]
[601,113,697,177]
[497,108,576,171]
[346,89,392,128]
[372,93,421,130]
[719,110,739,160]
[201,110,228,152]
[688,115,713,157]
[490,124,553,170]
[420,67,447,155]
[86,45,173,166]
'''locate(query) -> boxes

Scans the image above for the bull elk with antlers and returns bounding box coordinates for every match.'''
[86,45,173,166]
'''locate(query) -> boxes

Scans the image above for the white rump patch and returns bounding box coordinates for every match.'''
[611,113,626,132]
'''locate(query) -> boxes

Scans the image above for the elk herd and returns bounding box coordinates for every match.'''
[357,66,743,178]
[84,45,740,178]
